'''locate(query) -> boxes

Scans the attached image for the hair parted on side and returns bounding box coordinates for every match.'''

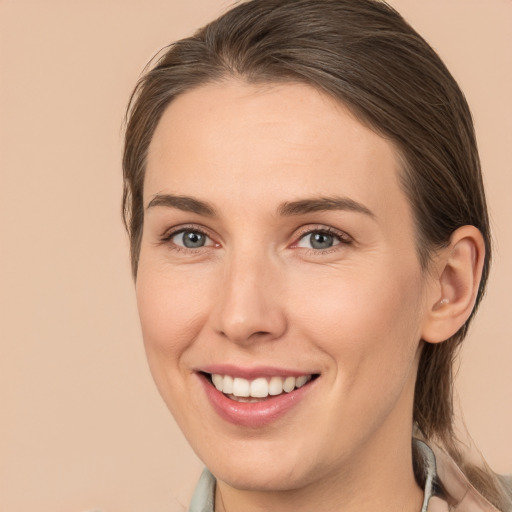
[123,0,509,508]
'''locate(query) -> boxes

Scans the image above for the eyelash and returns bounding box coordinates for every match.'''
[158,224,352,254]
[159,225,214,252]
[292,225,352,254]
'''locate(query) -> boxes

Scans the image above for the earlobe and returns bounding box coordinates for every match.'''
[421,225,485,344]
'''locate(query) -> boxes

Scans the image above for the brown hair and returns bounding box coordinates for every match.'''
[123,0,508,507]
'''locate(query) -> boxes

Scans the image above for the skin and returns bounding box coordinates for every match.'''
[136,80,483,512]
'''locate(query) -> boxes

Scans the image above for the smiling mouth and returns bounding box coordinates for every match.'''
[204,373,319,402]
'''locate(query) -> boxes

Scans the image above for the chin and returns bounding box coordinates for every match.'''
[214,463,312,493]
[196,437,328,493]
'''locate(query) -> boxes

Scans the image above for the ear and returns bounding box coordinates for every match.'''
[421,225,485,344]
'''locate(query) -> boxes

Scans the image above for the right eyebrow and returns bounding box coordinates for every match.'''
[146,194,216,217]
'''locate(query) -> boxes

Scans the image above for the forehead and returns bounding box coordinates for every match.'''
[145,80,410,228]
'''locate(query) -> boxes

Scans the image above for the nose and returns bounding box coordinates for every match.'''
[213,250,288,345]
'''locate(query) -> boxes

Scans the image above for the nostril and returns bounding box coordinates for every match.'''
[218,328,273,342]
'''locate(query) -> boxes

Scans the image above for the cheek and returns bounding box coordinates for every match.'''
[135,263,215,426]
[135,256,212,371]
[289,260,424,383]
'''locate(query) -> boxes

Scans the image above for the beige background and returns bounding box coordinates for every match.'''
[1,1,510,511]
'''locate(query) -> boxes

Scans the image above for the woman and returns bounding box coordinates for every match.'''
[122,0,511,510]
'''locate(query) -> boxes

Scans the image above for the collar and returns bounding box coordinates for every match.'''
[188,439,501,512]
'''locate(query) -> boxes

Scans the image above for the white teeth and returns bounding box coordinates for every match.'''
[210,373,313,398]
[296,375,308,388]
[283,376,296,393]
[268,376,284,396]
[250,378,269,398]
[232,377,250,397]
[212,373,223,391]
[223,375,233,394]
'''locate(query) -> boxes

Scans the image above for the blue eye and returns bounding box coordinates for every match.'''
[296,230,343,250]
[172,230,210,249]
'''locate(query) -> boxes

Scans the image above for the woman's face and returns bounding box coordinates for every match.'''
[137,81,433,492]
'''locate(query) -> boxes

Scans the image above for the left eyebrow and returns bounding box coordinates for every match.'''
[277,196,375,218]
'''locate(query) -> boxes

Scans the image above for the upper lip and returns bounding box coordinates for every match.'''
[197,364,317,380]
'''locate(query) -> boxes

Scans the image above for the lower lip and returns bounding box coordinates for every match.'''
[198,374,315,428]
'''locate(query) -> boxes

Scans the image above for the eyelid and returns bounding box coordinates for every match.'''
[157,223,351,252]
[291,224,353,246]
[159,224,219,248]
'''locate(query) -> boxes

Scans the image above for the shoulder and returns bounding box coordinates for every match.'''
[497,474,512,505]
[188,468,215,512]
[417,439,509,512]
[499,474,512,488]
